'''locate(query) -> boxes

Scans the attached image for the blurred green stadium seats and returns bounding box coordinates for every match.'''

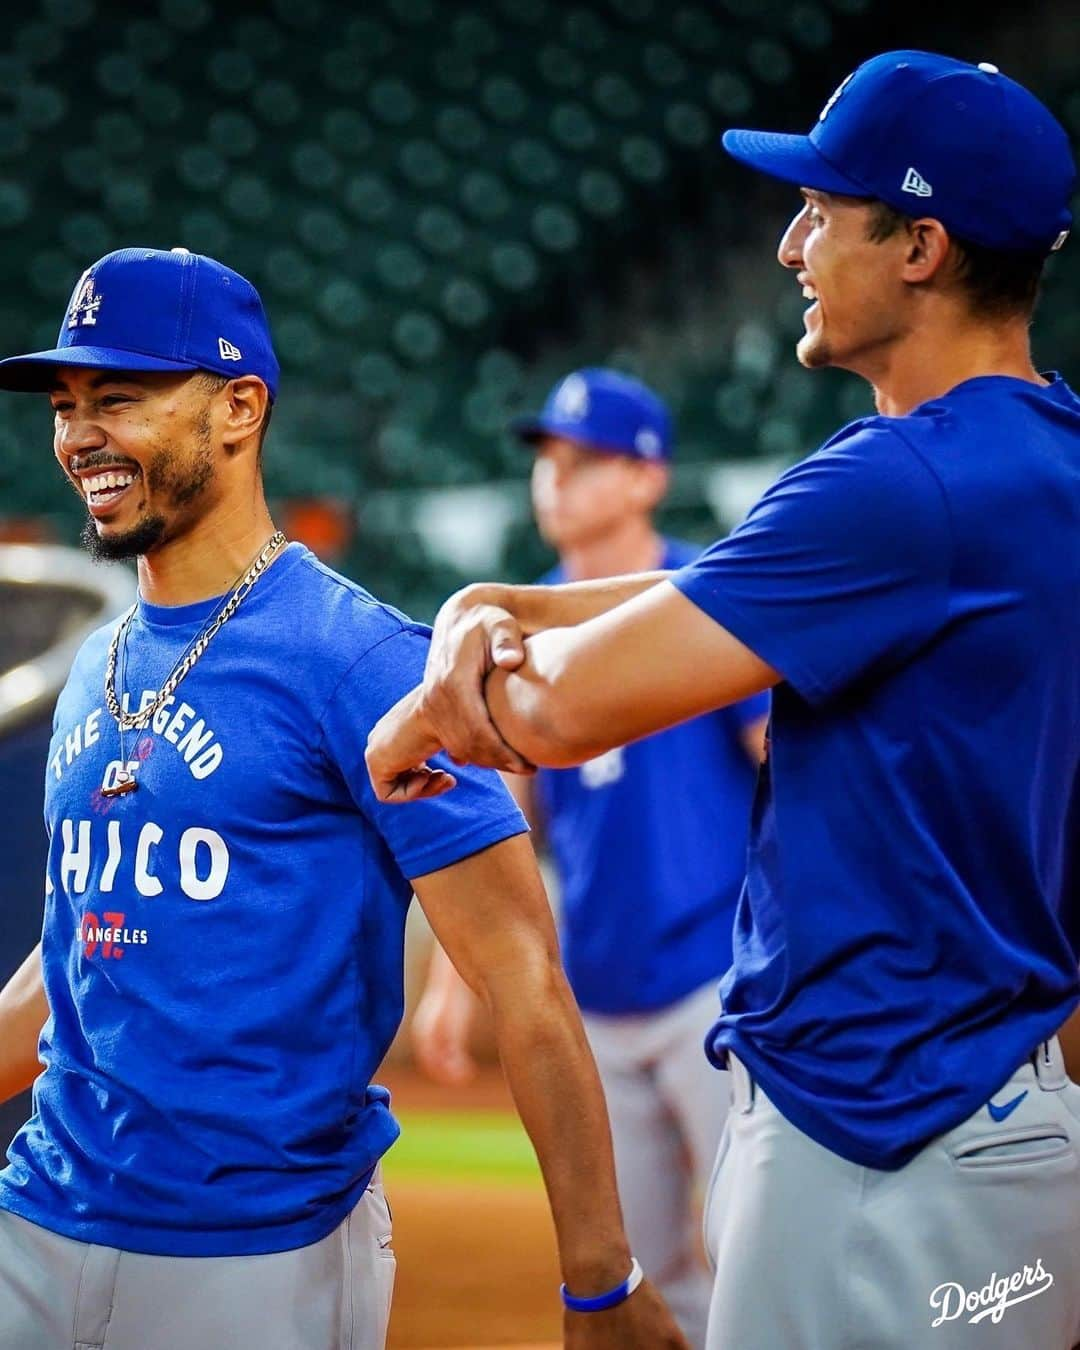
[0,0,1073,617]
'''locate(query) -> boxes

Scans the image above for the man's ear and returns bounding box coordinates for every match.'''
[220,376,270,454]
[901,218,952,285]
[630,460,670,512]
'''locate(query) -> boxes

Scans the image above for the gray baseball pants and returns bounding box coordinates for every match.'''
[704,1037,1080,1349]
[0,1172,395,1350]
[583,978,731,1350]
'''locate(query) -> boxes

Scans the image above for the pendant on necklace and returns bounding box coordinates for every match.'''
[100,771,138,798]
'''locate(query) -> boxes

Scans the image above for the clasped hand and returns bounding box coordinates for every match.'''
[365,586,536,803]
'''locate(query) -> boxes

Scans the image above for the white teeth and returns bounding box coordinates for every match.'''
[84,470,137,497]
[802,286,817,299]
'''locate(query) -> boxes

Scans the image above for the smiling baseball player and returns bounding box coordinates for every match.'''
[0,247,686,1350]
[367,52,1080,1348]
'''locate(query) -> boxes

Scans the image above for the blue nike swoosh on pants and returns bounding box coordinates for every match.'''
[987,1089,1028,1122]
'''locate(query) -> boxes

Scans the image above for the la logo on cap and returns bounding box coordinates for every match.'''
[818,70,854,122]
[554,373,589,419]
[67,270,103,329]
[901,167,933,198]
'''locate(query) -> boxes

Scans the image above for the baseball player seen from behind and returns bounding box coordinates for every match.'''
[367,52,1080,1350]
[0,248,688,1350]
[412,367,768,1350]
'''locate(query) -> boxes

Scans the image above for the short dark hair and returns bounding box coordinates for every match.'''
[864,200,1046,319]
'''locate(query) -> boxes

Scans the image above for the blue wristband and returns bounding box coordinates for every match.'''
[561,1257,644,1313]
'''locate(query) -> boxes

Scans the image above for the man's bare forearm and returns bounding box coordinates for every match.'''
[0,944,47,1104]
[482,583,780,770]
[414,839,630,1290]
[463,572,671,635]
[412,846,687,1342]
[483,953,631,1288]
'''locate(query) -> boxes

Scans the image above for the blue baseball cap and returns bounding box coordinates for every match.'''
[0,246,280,399]
[511,368,674,461]
[723,51,1074,255]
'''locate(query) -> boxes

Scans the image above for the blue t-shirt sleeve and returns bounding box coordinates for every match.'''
[672,424,952,704]
[319,626,528,880]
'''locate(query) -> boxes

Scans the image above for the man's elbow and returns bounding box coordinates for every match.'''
[491,671,601,769]
[481,943,577,1028]
[513,720,595,770]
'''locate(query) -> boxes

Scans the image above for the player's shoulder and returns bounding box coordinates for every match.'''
[918,371,1080,419]
[67,613,123,675]
[715,415,951,566]
[766,412,943,510]
[885,373,1080,456]
[286,547,430,660]
[858,375,1080,499]
[50,615,123,727]
[814,411,916,460]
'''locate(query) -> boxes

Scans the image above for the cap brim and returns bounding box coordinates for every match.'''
[0,346,202,392]
[509,414,649,458]
[509,414,565,445]
[721,129,871,197]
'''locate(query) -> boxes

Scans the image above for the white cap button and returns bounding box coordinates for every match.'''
[977,62,1000,74]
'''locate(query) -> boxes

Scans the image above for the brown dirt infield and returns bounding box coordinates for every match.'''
[386,1180,560,1348]
[382,1065,561,1350]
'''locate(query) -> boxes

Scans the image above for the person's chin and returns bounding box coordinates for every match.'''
[81,511,168,562]
[796,331,831,370]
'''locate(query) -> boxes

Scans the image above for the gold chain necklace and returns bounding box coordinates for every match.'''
[100,531,287,795]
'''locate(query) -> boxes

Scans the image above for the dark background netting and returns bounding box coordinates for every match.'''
[0,0,1076,618]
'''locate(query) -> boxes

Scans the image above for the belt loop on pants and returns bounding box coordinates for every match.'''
[729,1053,756,1114]
[1033,1036,1068,1091]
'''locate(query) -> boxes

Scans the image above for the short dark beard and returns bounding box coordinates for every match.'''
[79,408,216,563]
[81,512,168,561]
[147,422,214,509]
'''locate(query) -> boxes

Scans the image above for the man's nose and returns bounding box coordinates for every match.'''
[55,414,107,459]
[777,208,808,269]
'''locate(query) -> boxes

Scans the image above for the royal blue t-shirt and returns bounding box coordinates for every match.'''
[673,375,1080,1170]
[537,540,768,1015]
[0,545,526,1255]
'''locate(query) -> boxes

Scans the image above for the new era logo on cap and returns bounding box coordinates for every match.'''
[902,166,933,197]
[218,337,243,361]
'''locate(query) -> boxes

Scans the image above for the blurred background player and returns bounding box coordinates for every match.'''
[413,368,768,1350]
